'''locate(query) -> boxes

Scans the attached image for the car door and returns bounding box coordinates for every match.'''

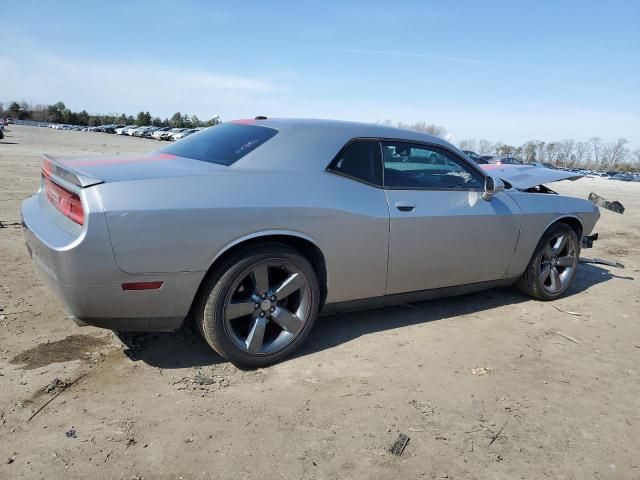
[323,139,390,302]
[382,141,521,295]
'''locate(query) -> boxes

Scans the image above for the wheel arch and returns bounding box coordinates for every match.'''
[193,231,328,311]
[546,215,584,240]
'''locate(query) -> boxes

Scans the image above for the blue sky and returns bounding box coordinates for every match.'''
[2,0,638,146]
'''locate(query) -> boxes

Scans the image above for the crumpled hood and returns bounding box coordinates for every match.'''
[480,164,583,190]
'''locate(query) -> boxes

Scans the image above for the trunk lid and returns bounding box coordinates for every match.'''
[480,164,583,190]
[42,152,225,187]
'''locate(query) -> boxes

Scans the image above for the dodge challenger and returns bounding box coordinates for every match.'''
[22,118,600,367]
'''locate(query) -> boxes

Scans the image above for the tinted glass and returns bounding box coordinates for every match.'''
[160,123,278,166]
[328,140,382,186]
[382,142,483,189]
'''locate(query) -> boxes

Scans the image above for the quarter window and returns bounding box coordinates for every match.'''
[328,140,382,186]
[382,142,483,189]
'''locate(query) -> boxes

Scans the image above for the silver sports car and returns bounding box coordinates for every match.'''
[22,118,600,367]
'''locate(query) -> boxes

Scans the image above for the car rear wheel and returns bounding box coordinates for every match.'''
[516,222,580,300]
[195,243,320,368]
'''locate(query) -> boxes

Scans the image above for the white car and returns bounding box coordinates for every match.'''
[166,128,187,141]
[125,126,142,136]
[172,128,198,141]
[116,125,134,135]
[151,127,171,140]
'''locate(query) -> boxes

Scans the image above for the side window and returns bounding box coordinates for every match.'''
[328,140,382,186]
[382,141,483,189]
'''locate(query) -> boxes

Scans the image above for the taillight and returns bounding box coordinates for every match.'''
[44,177,85,225]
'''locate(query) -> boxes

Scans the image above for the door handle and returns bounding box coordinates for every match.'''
[395,201,415,212]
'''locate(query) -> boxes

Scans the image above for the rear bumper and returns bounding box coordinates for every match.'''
[22,194,205,332]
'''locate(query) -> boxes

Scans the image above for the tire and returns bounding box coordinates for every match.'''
[516,222,580,300]
[194,243,320,368]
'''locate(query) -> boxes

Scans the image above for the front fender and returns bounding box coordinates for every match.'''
[504,191,599,277]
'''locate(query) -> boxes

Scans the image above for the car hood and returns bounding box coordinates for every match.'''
[479,164,583,190]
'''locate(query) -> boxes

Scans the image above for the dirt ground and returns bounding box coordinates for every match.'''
[1,125,639,480]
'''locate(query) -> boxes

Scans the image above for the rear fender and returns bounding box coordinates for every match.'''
[208,229,323,267]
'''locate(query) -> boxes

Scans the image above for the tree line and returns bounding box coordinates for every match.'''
[379,120,639,172]
[2,103,637,171]
[0,101,220,129]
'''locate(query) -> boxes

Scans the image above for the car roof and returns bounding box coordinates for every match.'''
[239,118,444,143]
[225,118,464,172]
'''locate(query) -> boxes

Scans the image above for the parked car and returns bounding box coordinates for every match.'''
[151,127,172,140]
[462,150,488,164]
[132,127,151,137]
[22,119,600,367]
[141,127,161,138]
[167,128,189,141]
[115,125,131,135]
[488,156,523,165]
[157,128,177,140]
[101,125,119,134]
[609,173,634,182]
[172,128,198,141]
[157,128,179,140]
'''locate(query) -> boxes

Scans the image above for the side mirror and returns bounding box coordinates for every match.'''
[482,176,505,201]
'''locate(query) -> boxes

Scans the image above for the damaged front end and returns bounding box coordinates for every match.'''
[480,164,602,251]
[479,164,584,191]
[521,184,558,194]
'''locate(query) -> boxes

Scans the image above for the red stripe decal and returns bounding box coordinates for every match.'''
[230,119,256,125]
[62,153,177,167]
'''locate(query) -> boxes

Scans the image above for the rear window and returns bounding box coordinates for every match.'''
[159,123,278,166]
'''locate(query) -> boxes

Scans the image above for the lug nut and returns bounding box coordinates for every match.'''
[259,312,265,317]
[262,294,267,299]
[270,307,275,313]
[254,303,260,309]
[270,296,276,301]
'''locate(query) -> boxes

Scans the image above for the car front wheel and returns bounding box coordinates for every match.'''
[516,222,580,300]
[195,243,320,368]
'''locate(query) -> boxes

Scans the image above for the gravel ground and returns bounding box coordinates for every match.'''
[1,125,639,479]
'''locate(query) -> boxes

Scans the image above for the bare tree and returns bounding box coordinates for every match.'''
[534,141,546,163]
[377,120,447,138]
[521,141,538,163]
[497,144,517,156]
[558,139,576,168]
[367,119,638,171]
[601,138,629,170]
[589,137,602,169]
[458,139,477,152]
[574,141,590,167]
[478,139,492,155]
[545,143,561,165]
[398,121,447,138]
